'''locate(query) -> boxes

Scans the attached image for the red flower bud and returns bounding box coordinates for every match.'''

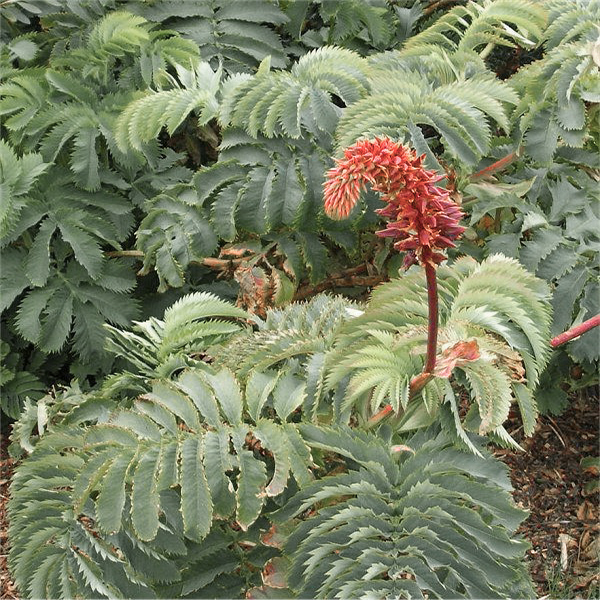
[323,137,465,266]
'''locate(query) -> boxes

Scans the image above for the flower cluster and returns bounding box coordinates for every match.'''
[323,137,465,267]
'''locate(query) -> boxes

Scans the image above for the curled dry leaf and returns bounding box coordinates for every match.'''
[434,339,480,378]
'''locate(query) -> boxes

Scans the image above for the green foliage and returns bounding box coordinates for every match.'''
[8,364,314,598]
[115,61,222,152]
[4,0,573,411]
[215,294,360,421]
[463,155,599,413]
[0,140,49,237]
[405,0,545,54]
[103,291,250,387]
[128,0,290,73]
[192,130,355,283]
[185,51,365,287]
[453,0,599,403]
[0,10,207,376]
[330,0,546,166]
[512,0,599,163]
[313,0,395,49]
[13,254,138,358]
[8,250,551,598]
[466,159,598,362]
[152,255,552,450]
[200,132,331,235]
[0,0,61,40]
[276,425,534,599]
[327,255,551,444]
[336,49,519,166]
[1,3,389,401]
[0,340,45,418]
[3,3,595,598]
[279,0,446,56]
[9,375,536,599]
[135,189,219,292]
[220,47,370,139]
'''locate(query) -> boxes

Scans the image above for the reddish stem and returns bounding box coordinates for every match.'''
[469,148,521,181]
[409,371,433,396]
[366,404,393,428]
[550,315,600,348]
[424,263,438,374]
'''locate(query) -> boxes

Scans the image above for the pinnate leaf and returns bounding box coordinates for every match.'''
[180,437,213,542]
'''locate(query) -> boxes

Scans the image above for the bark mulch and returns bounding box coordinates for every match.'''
[0,430,17,600]
[497,386,599,599]
[0,389,598,599]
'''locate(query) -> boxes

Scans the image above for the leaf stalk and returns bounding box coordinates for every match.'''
[550,315,600,348]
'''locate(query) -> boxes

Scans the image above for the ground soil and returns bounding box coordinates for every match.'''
[0,389,597,599]
[0,430,17,600]
[497,386,599,599]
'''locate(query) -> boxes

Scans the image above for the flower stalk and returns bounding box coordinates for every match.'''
[324,137,465,426]
[404,262,439,398]
[424,263,439,374]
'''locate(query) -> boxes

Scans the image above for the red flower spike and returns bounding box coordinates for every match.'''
[323,137,465,267]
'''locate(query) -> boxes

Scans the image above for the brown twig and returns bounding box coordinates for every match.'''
[423,0,463,16]
[293,273,385,301]
[104,250,244,271]
[550,315,600,348]
[544,416,567,449]
[328,264,369,279]
[201,256,245,270]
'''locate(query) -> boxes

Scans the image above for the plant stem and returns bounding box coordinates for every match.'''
[550,315,600,348]
[423,262,439,374]
[104,250,245,271]
[469,147,522,181]
[408,371,433,397]
[494,207,503,233]
[423,0,462,16]
[405,263,438,395]
[105,250,144,258]
[365,404,393,429]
